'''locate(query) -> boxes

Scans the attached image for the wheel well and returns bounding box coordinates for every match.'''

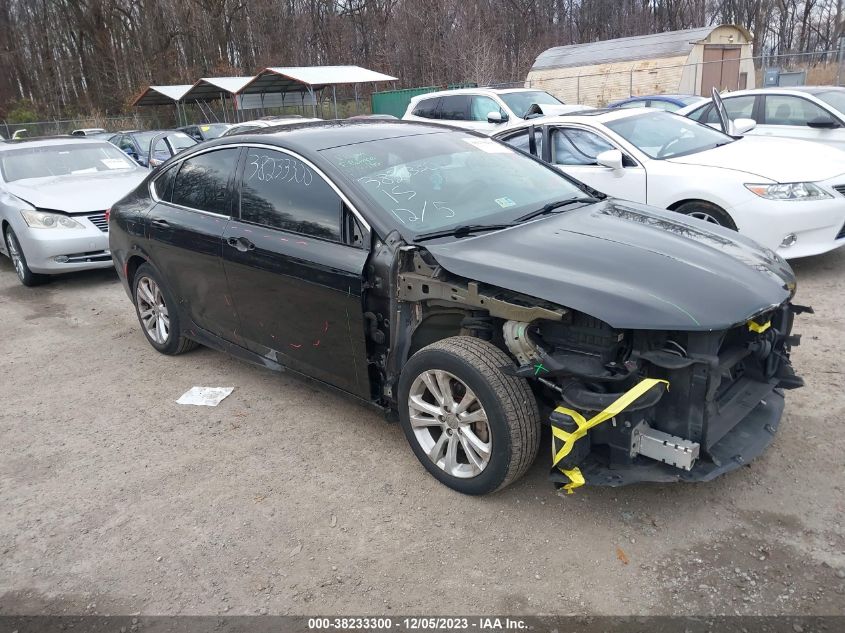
[125,255,147,289]
[668,198,721,212]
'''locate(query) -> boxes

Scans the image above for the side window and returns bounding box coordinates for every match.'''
[438,95,469,121]
[501,128,543,156]
[117,136,135,153]
[551,128,614,165]
[469,96,502,121]
[412,98,439,118]
[687,104,711,122]
[764,95,828,126]
[697,96,755,124]
[152,164,178,202]
[240,149,342,242]
[171,148,239,215]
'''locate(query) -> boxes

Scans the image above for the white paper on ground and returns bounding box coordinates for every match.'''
[176,386,234,406]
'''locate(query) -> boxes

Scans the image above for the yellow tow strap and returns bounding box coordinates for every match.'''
[747,319,771,334]
[552,378,669,493]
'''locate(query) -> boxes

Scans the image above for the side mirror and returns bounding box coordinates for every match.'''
[807,115,840,130]
[487,111,508,124]
[731,118,757,135]
[596,149,624,170]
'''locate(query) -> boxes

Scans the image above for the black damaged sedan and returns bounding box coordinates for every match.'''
[109,121,806,495]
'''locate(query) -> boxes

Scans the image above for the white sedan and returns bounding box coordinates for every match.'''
[494,108,845,259]
[678,87,845,151]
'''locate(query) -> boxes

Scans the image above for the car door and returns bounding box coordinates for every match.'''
[691,95,758,132]
[221,145,371,398]
[146,147,242,340]
[545,125,647,202]
[758,94,845,150]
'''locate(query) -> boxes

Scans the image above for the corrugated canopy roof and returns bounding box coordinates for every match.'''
[182,76,254,102]
[132,84,193,106]
[239,65,397,95]
[531,26,719,71]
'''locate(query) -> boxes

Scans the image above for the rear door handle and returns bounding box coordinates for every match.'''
[226,236,255,252]
[150,218,170,228]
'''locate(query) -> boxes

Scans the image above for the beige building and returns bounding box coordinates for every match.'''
[527,25,756,107]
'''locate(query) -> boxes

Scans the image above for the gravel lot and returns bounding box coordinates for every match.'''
[1,248,843,617]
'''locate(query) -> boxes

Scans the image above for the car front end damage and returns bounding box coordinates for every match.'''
[374,231,807,491]
[500,302,807,489]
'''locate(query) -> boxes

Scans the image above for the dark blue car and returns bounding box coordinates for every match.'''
[608,94,707,112]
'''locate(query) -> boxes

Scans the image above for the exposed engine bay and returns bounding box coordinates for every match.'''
[366,239,808,488]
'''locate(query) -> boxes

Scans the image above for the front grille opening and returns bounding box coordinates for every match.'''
[87,212,108,233]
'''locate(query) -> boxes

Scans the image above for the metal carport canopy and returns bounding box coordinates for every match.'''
[238,66,398,95]
[181,76,254,102]
[131,84,193,107]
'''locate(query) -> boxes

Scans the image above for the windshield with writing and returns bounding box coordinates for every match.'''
[605,111,734,159]
[321,132,584,236]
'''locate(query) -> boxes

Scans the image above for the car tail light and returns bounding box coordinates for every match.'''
[104,208,111,223]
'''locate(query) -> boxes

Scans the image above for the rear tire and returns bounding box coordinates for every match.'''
[132,263,197,355]
[675,201,737,230]
[3,226,48,287]
[398,336,541,495]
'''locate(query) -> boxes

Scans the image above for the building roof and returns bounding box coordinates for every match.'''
[531,26,746,72]
[132,84,194,106]
[182,77,254,102]
[239,65,397,95]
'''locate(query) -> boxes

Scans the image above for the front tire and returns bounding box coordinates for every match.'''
[4,226,48,286]
[398,336,541,495]
[675,201,737,230]
[132,263,197,355]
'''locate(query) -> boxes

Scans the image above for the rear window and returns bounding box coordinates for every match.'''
[412,98,439,118]
[0,143,137,182]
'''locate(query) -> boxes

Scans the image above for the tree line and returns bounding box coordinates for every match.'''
[0,0,841,119]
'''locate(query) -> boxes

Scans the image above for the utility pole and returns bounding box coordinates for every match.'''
[839,0,845,86]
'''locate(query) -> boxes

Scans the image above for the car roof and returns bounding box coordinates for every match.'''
[200,120,462,155]
[0,136,111,152]
[505,107,668,128]
[409,87,545,101]
[710,86,844,98]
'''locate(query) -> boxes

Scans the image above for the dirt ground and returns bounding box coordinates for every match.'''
[0,248,843,617]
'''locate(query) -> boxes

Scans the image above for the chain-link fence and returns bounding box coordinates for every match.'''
[0,113,174,140]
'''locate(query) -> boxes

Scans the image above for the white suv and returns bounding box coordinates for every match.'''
[402,87,580,132]
[679,87,845,151]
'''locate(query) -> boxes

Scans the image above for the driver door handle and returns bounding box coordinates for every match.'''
[150,218,170,228]
[226,236,255,252]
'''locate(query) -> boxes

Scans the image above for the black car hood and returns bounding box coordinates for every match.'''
[424,200,794,331]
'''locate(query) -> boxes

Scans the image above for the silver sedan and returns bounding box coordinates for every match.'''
[0,137,147,285]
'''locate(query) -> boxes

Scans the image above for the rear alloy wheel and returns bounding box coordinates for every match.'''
[398,336,541,495]
[3,226,48,286]
[675,201,737,230]
[132,263,197,355]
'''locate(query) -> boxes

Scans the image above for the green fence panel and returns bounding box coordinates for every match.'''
[371,86,438,118]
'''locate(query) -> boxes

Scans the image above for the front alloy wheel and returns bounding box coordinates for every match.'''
[3,226,47,286]
[408,369,492,478]
[398,336,541,495]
